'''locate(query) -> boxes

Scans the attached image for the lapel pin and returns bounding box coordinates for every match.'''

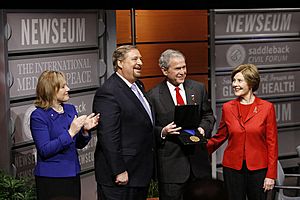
[253,106,258,113]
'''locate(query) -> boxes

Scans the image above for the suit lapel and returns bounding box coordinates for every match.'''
[229,99,244,127]
[244,97,262,123]
[184,81,197,105]
[143,93,155,124]
[229,97,263,126]
[115,74,139,104]
[136,80,154,124]
[229,100,241,120]
[159,80,175,111]
[114,74,152,123]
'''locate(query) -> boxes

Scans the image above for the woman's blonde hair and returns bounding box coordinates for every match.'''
[34,70,66,109]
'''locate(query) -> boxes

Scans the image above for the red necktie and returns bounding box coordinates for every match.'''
[175,87,185,105]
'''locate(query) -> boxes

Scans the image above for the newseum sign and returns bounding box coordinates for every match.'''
[215,9,300,39]
[7,11,98,53]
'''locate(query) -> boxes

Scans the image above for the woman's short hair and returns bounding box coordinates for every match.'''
[231,63,260,92]
[158,49,185,70]
[112,45,137,71]
[34,70,66,109]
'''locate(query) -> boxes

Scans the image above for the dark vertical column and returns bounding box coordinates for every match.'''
[208,9,217,179]
[130,8,136,45]
[0,9,12,173]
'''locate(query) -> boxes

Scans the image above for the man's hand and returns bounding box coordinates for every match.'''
[115,171,129,186]
[197,127,205,136]
[161,121,182,138]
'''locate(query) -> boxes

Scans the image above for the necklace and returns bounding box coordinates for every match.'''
[52,104,64,113]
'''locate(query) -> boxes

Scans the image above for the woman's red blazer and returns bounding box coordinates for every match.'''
[207,96,278,179]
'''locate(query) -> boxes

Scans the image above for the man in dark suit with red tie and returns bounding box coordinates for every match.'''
[147,49,215,200]
[93,45,155,200]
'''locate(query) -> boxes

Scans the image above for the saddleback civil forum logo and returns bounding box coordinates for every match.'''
[226,44,246,67]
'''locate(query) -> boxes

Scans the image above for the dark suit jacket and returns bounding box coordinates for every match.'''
[147,79,215,183]
[93,73,155,187]
[207,96,278,179]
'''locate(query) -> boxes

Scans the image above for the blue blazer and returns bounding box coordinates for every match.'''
[30,103,91,177]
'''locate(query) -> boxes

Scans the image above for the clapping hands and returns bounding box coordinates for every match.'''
[68,113,100,137]
[83,113,100,131]
[69,115,88,138]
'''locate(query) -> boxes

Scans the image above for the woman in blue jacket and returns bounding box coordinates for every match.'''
[30,70,100,200]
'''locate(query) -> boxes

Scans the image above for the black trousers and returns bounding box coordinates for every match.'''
[97,183,148,200]
[158,172,211,200]
[35,175,81,200]
[223,161,267,200]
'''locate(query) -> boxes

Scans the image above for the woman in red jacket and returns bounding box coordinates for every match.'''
[207,64,278,200]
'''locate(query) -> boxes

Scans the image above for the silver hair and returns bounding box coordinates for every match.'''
[158,49,185,69]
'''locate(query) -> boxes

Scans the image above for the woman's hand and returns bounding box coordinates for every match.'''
[83,113,100,131]
[69,115,87,138]
[263,177,275,192]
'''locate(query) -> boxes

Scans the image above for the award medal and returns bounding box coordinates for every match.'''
[189,135,200,142]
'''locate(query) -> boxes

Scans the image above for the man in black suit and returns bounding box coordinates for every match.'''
[93,45,154,200]
[147,49,215,200]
